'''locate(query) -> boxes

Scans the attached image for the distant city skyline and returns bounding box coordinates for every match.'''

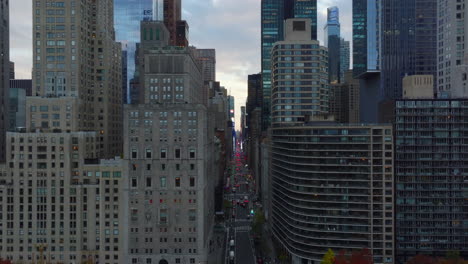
[9,0,353,129]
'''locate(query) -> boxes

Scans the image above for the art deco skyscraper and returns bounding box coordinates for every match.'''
[0,0,9,162]
[32,0,122,157]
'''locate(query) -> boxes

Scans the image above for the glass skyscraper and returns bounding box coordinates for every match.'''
[114,0,154,103]
[352,0,382,122]
[324,6,341,83]
[381,0,437,100]
[261,0,317,129]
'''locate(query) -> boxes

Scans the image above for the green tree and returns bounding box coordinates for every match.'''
[321,248,335,264]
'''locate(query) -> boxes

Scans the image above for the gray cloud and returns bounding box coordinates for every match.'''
[9,0,352,129]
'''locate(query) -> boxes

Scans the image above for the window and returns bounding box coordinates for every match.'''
[160,177,166,188]
[146,148,152,159]
[175,149,181,158]
[189,149,196,159]
[131,178,137,188]
[131,149,137,159]
[175,177,181,187]
[146,178,152,188]
[190,177,195,187]
[188,209,196,221]
[160,149,167,159]
[160,209,167,223]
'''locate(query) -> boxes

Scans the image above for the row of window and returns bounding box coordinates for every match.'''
[131,148,196,159]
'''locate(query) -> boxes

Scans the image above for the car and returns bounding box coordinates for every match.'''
[244,199,249,204]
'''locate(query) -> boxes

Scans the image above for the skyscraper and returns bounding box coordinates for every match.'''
[271,19,328,127]
[437,0,468,98]
[32,0,122,158]
[324,6,341,83]
[164,0,182,46]
[395,92,468,262]
[193,49,216,105]
[261,0,318,129]
[0,1,124,262]
[340,38,350,83]
[381,0,437,100]
[124,20,217,264]
[352,0,381,122]
[115,0,153,104]
[0,0,9,162]
[271,123,395,264]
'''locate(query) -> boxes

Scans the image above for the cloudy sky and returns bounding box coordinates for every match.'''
[9,0,352,129]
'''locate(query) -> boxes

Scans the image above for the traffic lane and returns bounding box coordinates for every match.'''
[235,231,255,264]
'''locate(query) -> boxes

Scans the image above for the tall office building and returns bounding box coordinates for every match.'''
[437,0,468,98]
[32,0,122,157]
[291,0,317,40]
[395,91,468,262]
[271,19,328,127]
[193,49,216,105]
[124,20,216,264]
[381,0,437,100]
[261,0,318,130]
[9,79,32,129]
[9,61,14,80]
[340,39,350,83]
[122,50,128,104]
[115,0,153,104]
[352,0,381,122]
[0,0,124,262]
[271,122,395,264]
[328,70,361,124]
[324,6,341,83]
[0,0,9,162]
[164,0,182,46]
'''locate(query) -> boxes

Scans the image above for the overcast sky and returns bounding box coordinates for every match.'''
[9,0,352,129]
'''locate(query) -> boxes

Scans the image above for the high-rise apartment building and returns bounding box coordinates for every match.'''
[124,20,216,264]
[381,0,437,100]
[32,0,122,158]
[352,0,381,122]
[271,122,395,264]
[261,0,318,130]
[329,70,361,124]
[0,0,124,262]
[115,0,153,104]
[437,0,468,98]
[340,39,350,83]
[0,0,9,162]
[395,96,468,263]
[271,19,328,127]
[122,50,128,104]
[324,6,340,83]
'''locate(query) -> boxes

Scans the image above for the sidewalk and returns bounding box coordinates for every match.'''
[262,223,278,264]
[208,228,226,264]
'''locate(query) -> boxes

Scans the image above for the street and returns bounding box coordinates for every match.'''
[225,146,256,264]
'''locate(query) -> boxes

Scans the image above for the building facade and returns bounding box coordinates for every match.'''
[271,123,395,264]
[437,0,468,98]
[395,98,468,263]
[352,0,381,123]
[32,0,122,158]
[123,20,217,264]
[381,0,437,100]
[340,39,350,83]
[261,0,318,130]
[324,6,340,84]
[271,19,328,127]
[9,79,33,129]
[0,0,9,162]
[114,0,153,104]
